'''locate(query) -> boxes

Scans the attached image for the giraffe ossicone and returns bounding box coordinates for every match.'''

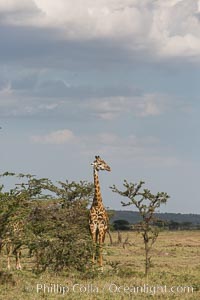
[89,155,111,269]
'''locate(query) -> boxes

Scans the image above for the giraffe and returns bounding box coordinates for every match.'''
[89,155,111,269]
[1,219,24,270]
[6,220,24,270]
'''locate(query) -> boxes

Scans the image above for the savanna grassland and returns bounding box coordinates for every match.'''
[0,230,199,300]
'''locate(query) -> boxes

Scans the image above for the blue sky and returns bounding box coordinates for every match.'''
[0,0,200,213]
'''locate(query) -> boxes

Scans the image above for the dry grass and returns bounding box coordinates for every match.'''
[0,230,200,299]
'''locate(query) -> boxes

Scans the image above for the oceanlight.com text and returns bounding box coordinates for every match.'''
[107,283,194,295]
[36,283,194,295]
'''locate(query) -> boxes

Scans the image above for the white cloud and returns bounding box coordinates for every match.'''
[31,129,75,144]
[87,93,168,120]
[1,0,200,60]
[0,0,33,12]
[136,94,164,117]
[0,82,12,97]
[0,83,61,117]
[0,83,19,109]
[151,0,200,58]
[28,129,181,169]
[78,131,179,167]
[0,80,189,121]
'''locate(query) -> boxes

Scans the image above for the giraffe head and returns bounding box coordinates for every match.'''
[91,155,111,172]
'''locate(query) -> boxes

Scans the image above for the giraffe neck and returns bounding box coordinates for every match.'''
[93,169,103,206]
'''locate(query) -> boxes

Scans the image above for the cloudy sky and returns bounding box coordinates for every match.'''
[0,0,200,213]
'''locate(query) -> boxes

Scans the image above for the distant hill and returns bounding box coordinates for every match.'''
[110,210,200,225]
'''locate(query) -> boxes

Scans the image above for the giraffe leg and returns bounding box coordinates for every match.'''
[89,225,98,265]
[15,249,22,270]
[6,244,12,270]
[98,231,106,270]
[13,245,22,270]
[0,238,3,254]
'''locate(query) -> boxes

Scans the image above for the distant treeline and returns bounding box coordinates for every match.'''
[110,210,200,230]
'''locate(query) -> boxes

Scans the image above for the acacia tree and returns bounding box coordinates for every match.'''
[111,180,169,277]
[0,173,36,271]
[0,172,94,273]
[28,179,94,272]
